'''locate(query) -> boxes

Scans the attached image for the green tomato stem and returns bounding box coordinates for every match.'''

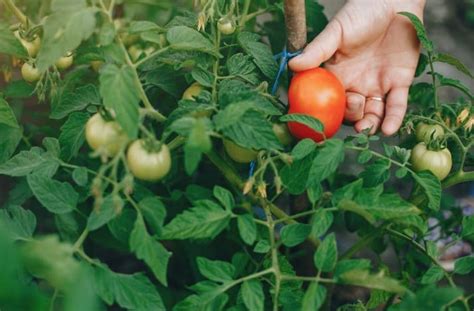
[2,0,28,26]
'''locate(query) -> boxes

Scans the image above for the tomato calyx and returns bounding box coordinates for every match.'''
[98,107,116,122]
[138,138,165,154]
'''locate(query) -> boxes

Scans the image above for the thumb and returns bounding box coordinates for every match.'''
[289,20,342,72]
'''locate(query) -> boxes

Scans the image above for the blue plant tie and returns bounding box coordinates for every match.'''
[248,47,302,179]
[248,160,256,179]
[271,47,302,95]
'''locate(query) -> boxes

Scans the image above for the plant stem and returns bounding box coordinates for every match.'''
[280,275,335,283]
[73,229,89,250]
[443,171,474,188]
[100,4,167,122]
[340,229,382,260]
[133,46,170,68]
[206,150,320,248]
[2,0,28,26]
[427,52,440,112]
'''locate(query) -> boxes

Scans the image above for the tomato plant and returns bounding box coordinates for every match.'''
[287,67,346,142]
[0,1,473,311]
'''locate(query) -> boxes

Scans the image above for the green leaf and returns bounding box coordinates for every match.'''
[340,270,406,294]
[280,153,315,195]
[138,196,167,235]
[461,216,474,242]
[226,53,258,83]
[20,235,80,289]
[0,150,45,176]
[87,196,122,231]
[196,257,235,282]
[237,214,257,245]
[420,266,444,284]
[161,201,231,240]
[0,98,20,129]
[241,279,264,311]
[99,65,140,139]
[301,283,326,311]
[360,159,390,187]
[59,112,89,161]
[281,224,312,247]
[415,53,429,77]
[217,80,280,115]
[398,12,433,52]
[167,26,216,55]
[314,233,337,272]
[238,32,278,79]
[130,214,171,286]
[72,167,88,186]
[0,23,28,57]
[308,139,345,183]
[291,139,317,161]
[391,285,462,311]
[281,114,324,134]
[453,256,474,275]
[254,240,271,253]
[94,265,165,310]
[221,110,282,151]
[27,173,78,214]
[434,53,473,79]
[37,0,96,71]
[311,209,334,237]
[213,186,234,211]
[0,205,36,240]
[357,150,373,164]
[191,67,213,87]
[51,84,100,120]
[411,171,441,211]
[184,118,212,175]
[436,74,473,99]
[334,259,372,279]
[0,125,22,164]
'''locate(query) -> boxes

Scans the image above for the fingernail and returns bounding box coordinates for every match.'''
[356,120,372,132]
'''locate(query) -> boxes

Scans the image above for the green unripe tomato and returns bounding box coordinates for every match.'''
[415,123,444,143]
[273,123,293,146]
[218,17,236,35]
[223,139,258,164]
[182,82,204,101]
[127,140,172,182]
[411,142,452,180]
[21,63,41,83]
[55,53,74,70]
[85,113,128,157]
[14,31,41,57]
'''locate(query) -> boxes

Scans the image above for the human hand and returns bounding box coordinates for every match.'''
[289,0,426,135]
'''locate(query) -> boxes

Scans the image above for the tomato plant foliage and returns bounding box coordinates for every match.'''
[0,1,473,310]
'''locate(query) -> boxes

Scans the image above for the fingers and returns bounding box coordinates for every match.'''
[345,92,365,122]
[382,87,409,136]
[289,20,342,72]
[355,98,385,135]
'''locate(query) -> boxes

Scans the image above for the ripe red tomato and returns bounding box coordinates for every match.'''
[287,68,346,142]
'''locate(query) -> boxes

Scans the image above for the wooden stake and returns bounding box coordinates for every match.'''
[284,0,307,52]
